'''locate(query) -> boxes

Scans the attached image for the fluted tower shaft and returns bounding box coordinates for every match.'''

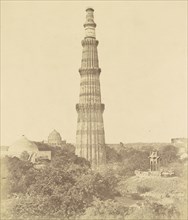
[76,8,106,167]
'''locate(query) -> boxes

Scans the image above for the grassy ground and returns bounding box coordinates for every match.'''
[116,172,187,219]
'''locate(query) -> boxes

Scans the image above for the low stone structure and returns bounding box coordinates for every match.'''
[134,170,161,177]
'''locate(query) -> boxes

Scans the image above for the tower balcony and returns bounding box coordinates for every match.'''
[76,103,105,113]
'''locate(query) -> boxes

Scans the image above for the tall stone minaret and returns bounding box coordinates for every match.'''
[76,8,106,168]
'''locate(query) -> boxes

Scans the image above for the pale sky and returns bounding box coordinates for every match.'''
[1,1,187,146]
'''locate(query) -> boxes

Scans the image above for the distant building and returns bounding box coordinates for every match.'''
[171,138,188,159]
[1,130,69,163]
[47,129,66,147]
[171,138,187,148]
[1,130,72,163]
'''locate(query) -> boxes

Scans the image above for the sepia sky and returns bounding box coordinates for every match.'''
[1,1,187,145]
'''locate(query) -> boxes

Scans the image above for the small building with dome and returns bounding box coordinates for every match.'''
[1,130,69,163]
[7,135,51,163]
[47,129,66,147]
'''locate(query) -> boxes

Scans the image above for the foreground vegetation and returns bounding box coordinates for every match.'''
[1,145,187,219]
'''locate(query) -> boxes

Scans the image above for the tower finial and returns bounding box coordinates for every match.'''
[84,7,96,38]
[86,7,94,12]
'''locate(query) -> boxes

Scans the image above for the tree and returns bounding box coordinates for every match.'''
[80,197,129,220]
[20,151,30,161]
[3,156,35,195]
[117,150,150,176]
[106,145,122,163]
[159,145,179,167]
[3,147,119,219]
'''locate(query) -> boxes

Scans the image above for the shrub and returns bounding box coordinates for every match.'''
[3,148,120,219]
[159,145,179,167]
[137,185,151,194]
[106,145,122,163]
[131,193,143,200]
[125,200,180,220]
[20,151,30,161]
[2,156,35,195]
[80,197,129,220]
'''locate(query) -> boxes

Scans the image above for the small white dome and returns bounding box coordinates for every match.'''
[8,135,38,157]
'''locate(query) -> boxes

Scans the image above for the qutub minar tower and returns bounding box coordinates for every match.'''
[76,8,106,167]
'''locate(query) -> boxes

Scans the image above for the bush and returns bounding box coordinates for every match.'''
[20,151,30,161]
[7,170,119,218]
[137,185,151,194]
[106,145,122,163]
[165,161,184,177]
[80,197,129,220]
[124,200,180,220]
[131,193,143,200]
[159,145,179,167]
[2,156,35,195]
[3,148,120,219]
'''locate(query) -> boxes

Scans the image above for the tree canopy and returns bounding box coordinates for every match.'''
[2,147,119,219]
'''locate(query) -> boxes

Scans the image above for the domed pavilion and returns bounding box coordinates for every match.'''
[48,129,66,147]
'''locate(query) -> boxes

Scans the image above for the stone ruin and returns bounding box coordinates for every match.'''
[135,151,175,177]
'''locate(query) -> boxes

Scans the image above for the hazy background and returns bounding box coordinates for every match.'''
[1,1,187,145]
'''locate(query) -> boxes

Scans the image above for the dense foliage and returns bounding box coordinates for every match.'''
[106,144,180,176]
[79,197,181,220]
[2,147,119,219]
[159,145,179,167]
[1,144,184,220]
[106,146,150,176]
